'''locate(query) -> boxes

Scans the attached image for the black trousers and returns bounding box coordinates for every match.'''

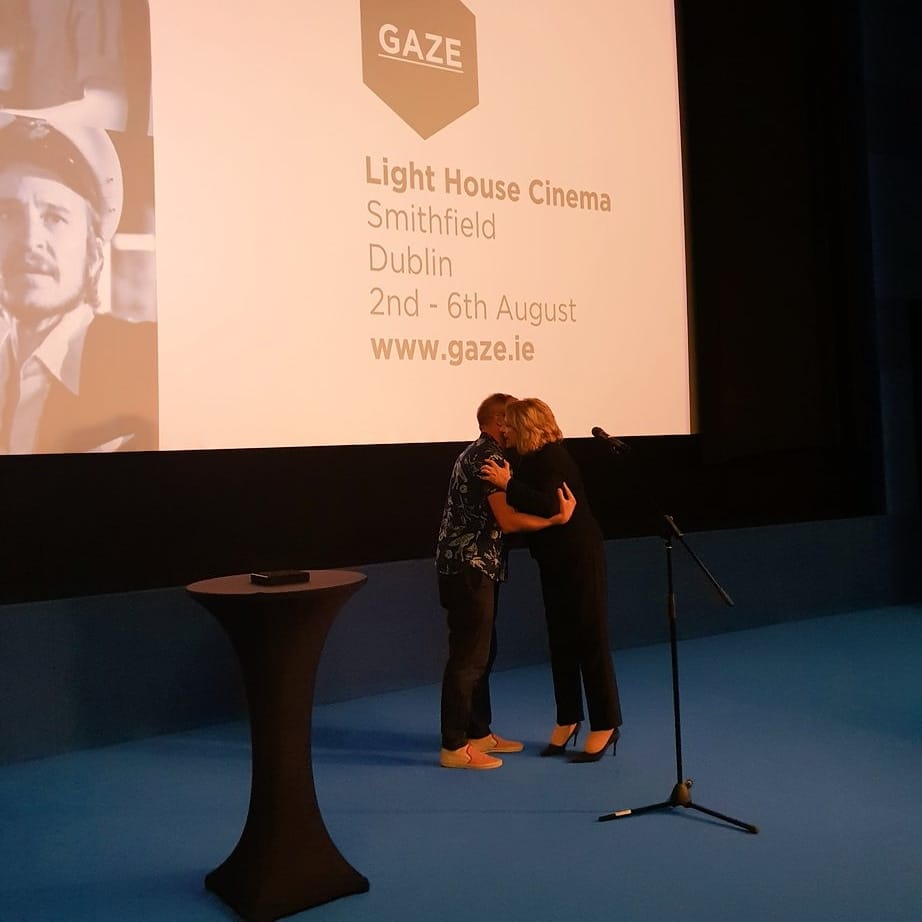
[438,566,499,751]
[538,543,622,731]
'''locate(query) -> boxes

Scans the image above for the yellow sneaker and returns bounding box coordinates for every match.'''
[439,744,503,769]
[469,732,524,754]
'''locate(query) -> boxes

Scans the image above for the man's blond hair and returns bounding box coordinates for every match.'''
[476,393,515,429]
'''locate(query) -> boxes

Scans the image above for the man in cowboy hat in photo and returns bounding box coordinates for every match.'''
[0,115,157,453]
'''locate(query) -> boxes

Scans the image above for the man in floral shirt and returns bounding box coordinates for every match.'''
[436,393,576,769]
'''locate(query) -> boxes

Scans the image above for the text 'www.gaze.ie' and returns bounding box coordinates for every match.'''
[370,336,536,367]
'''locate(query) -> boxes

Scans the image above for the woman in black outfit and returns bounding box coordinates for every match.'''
[481,397,622,761]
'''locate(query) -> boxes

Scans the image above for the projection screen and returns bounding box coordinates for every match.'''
[0,0,689,454]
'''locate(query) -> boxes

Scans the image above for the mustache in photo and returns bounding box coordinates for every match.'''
[4,250,59,279]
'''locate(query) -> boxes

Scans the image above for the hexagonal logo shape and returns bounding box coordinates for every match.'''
[361,0,479,140]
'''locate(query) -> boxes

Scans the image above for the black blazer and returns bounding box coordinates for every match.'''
[506,441,602,565]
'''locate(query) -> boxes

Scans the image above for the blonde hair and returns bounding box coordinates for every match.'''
[504,398,563,454]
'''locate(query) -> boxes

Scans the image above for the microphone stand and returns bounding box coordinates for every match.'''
[593,438,758,834]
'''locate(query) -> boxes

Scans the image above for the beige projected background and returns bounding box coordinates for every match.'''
[149,0,688,449]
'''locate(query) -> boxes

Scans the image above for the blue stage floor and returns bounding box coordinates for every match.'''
[1,607,920,922]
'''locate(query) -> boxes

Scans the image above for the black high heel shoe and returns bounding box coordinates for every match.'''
[568,728,620,763]
[539,722,581,757]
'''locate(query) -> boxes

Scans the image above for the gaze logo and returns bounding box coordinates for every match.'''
[361,0,479,139]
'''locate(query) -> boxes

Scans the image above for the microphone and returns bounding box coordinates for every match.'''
[591,426,631,454]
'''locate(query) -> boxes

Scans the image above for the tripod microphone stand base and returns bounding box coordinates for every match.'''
[598,779,759,833]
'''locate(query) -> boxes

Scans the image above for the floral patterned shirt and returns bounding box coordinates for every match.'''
[435,432,507,580]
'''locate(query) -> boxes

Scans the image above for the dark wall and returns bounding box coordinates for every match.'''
[0,0,884,605]
[861,0,922,534]
[1,516,907,765]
